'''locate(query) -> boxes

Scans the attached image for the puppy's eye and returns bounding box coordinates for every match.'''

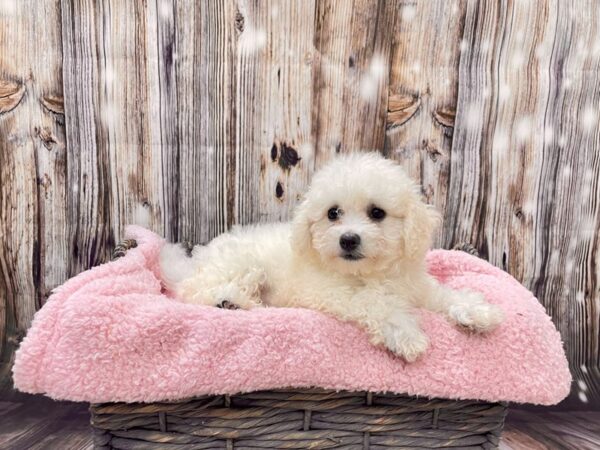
[327,207,340,221]
[369,206,386,221]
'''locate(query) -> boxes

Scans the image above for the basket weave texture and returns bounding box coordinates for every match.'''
[90,389,507,449]
[91,240,507,449]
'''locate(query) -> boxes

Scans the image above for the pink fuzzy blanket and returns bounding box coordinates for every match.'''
[13,226,571,405]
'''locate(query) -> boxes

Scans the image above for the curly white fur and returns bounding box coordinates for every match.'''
[160,152,504,361]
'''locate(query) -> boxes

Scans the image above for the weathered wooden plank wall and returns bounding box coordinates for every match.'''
[0,0,598,407]
[0,0,66,382]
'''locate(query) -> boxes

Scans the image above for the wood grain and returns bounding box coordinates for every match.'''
[384,0,466,247]
[175,0,238,243]
[501,409,600,450]
[233,0,318,224]
[60,0,112,274]
[532,0,600,407]
[0,0,65,367]
[445,0,600,405]
[61,0,173,273]
[311,0,397,166]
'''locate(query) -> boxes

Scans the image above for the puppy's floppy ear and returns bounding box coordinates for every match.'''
[402,196,441,259]
[290,195,316,259]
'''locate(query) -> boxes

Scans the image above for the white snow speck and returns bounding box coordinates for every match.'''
[411,62,421,74]
[565,259,574,274]
[481,39,491,53]
[360,76,378,100]
[562,77,573,90]
[577,39,588,59]
[271,4,279,18]
[401,5,417,21]
[369,55,387,78]
[101,102,117,128]
[578,391,589,403]
[582,106,598,132]
[239,26,267,54]
[360,55,387,101]
[73,183,79,193]
[576,292,585,304]
[558,135,567,147]
[523,200,536,214]
[0,0,16,15]
[511,50,526,68]
[581,364,589,374]
[549,251,559,268]
[158,0,171,19]
[580,216,596,239]
[515,30,525,43]
[562,166,571,178]
[492,129,509,153]
[499,83,511,102]
[464,103,482,130]
[535,44,548,60]
[515,116,532,142]
[593,40,600,57]
[577,379,588,392]
[459,40,469,53]
[104,64,115,84]
[581,185,592,199]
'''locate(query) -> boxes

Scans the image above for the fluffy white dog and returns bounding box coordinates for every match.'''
[160,152,503,361]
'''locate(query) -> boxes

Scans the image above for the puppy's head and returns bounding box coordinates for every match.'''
[291,152,439,276]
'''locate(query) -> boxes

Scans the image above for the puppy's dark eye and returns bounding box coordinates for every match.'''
[369,206,386,221]
[327,207,340,221]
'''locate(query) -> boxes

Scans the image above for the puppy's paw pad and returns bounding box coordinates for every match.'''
[216,300,240,310]
[449,302,504,333]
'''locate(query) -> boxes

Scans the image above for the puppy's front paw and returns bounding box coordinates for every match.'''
[448,292,504,333]
[382,326,429,362]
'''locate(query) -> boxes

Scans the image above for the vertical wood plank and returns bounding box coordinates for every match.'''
[147,0,179,242]
[384,0,466,247]
[175,0,237,243]
[61,0,112,273]
[235,0,317,223]
[311,0,398,166]
[97,0,167,239]
[61,0,171,271]
[449,0,600,405]
[0,0,65,364]
[535,1,600,406]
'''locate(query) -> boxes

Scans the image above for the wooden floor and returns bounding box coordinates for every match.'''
[0,391,598,449]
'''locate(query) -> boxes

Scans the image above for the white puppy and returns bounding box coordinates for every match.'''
[160,152,503,361]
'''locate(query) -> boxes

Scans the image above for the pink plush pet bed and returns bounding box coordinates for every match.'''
[13,226,571,405]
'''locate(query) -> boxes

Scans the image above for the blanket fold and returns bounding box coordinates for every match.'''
[13,226,571,404]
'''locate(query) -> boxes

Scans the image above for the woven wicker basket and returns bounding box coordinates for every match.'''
[90,240,507,449]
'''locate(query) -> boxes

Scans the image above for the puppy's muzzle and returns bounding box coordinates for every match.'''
[340,233,361,252]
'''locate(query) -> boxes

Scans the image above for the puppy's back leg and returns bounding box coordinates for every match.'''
[179,265,267,310]
[159,243,197,292]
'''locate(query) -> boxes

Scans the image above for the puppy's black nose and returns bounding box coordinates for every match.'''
[340,233,361,251]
